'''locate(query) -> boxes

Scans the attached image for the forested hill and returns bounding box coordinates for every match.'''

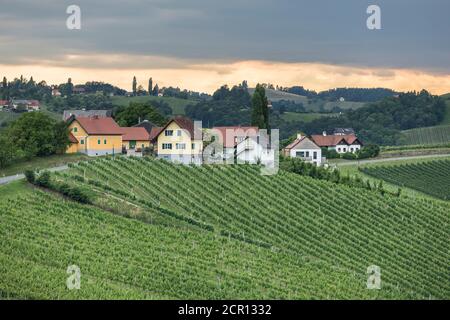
[281,86,397,102]
[299,90,446,145]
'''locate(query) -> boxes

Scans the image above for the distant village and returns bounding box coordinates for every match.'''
[64,110,363,166]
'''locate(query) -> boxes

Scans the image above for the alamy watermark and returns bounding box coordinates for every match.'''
[66,264,81,290]
[366,265,381,289]
[367,5,381,30]
[66,5,81,30]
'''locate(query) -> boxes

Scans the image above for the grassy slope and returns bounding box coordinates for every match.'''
[280,112,338,123]
[111,96,198,115]
[0,181,386,300]
[61,157,450,299]
[0,153,90,177]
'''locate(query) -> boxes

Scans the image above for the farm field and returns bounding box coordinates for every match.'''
[333,155,450,200]
[399,125,450,146]
[42,157,450,299]
[111,96,198,115]
[249,88,366,112]
[360,159,450,200]
[280,112,338,123]
[0,182,390,300]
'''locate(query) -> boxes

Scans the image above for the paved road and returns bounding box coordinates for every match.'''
[0,165,68,185]
[335,153,450,167]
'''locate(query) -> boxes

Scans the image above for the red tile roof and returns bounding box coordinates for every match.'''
[68,132,78,143]
[311,134,361,147]
[73,117,123,135]
[0,100,8,105]
[121,127,150,141]
[211,126,259,148]
[149,127,162,141]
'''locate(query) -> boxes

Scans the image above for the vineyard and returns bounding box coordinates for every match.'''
[360,159,450,200]
[399,125,450,145]
[47,157,450,299]
[0,188,391,299]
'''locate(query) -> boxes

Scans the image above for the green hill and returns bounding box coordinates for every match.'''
[37,157,450,299]
[111,96,198,115]
[0,182,388,299]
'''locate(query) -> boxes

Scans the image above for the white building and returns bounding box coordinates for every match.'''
[311,132,362,154]
[209,126,275,166]
[282,133,324,165]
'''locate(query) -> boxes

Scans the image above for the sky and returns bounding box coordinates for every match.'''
[1,0,449,94]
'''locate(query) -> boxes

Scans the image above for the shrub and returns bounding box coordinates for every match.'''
[24,170,35,184]
[342,152,357,160]
[35,171,52,188]
[55,182,91,204]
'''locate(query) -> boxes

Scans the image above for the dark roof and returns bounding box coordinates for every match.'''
[133,120,157,134]
[63,110,112,121]
[70,116,123,135]
[333,128,355,135]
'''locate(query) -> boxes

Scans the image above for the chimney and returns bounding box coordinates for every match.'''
[297,133,302,140]
[322,131,327,136]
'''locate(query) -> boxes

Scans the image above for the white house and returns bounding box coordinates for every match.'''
[311,132,362,154]
[283,133,324,165]
[209,126,275,166]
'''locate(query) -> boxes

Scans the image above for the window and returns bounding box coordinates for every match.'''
[313,151,317,160]
[142,144,145,149]
[80,139,84,145]
[192,143,195,150]
[176,143,186,150]
[177,130,182,137]
[338,148,341,152]
[350,148,354,152]
[162,143,172,150]
[73,127,78,133]
[104,139,107,144]
[98,139,101,145]
[296,151,305,158]
[343,148,347,152]
[306,151,310,158]
[165,130,173,136]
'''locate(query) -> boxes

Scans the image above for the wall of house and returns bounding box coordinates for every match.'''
[68,120,88,154]
[66,143,78,154]
[122,140,151,150]
[333,144,360,153]
[86,135,122,156]
[289,147,322,165]
[157,121,203,161]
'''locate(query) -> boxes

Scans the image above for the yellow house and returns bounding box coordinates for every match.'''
[66,115,123,156]
[153,117,203,164]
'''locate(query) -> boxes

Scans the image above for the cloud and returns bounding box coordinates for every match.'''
[2,59,450,95]
[0,0,449,73]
